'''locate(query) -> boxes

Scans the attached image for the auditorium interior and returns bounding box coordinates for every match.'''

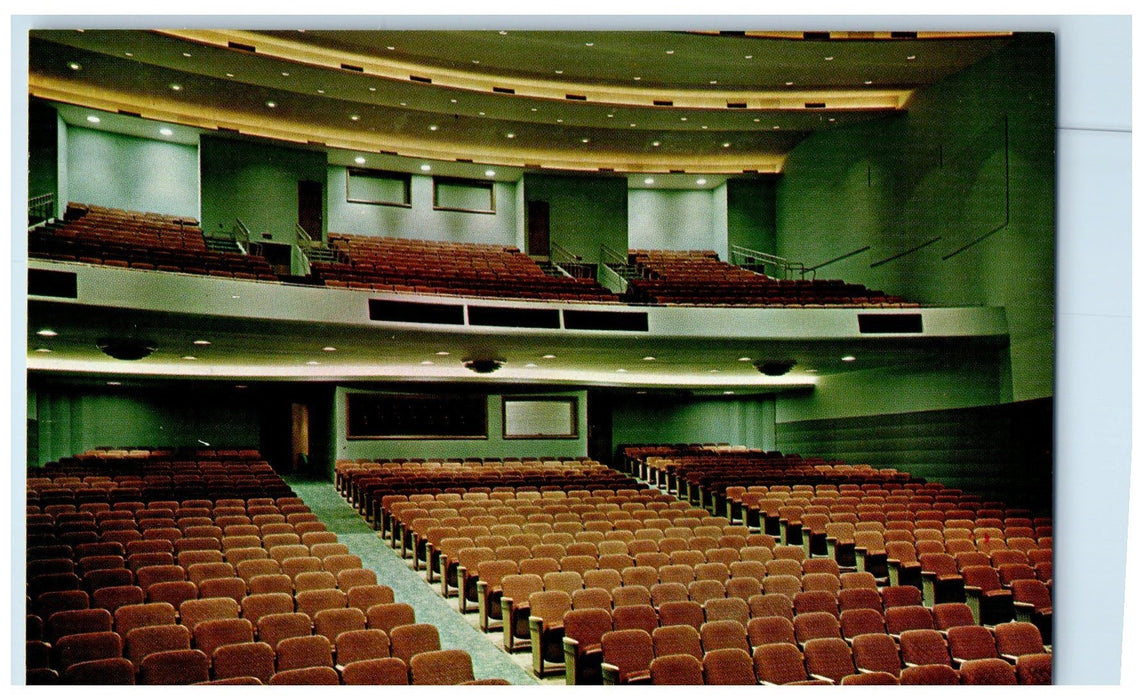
[15,21,1131,686]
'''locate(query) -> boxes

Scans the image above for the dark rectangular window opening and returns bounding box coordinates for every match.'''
[468,305,561,329]
[563,309,649,332]
[347,392,487,439]
[368,299,465,325]
[29,269,78,298]
[857,313,924,334]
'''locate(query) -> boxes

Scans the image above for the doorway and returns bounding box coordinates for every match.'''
[526,200,550,258]
[298,180,323,241]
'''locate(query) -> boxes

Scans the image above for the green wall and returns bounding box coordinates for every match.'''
[28,384,260,468]
[777,398,1053,511]
[523,173,628,262]
[332,387,589,477]
[611,395,776,453]
[64,125,199,219]
[628,187,728,258]
[326,166,520,246]
[727,177,778,257]
[200,135,327,244]
[774,34,1055,402]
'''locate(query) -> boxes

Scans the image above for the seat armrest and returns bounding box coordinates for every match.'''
[809,673,838,684]
[600,662,620,685]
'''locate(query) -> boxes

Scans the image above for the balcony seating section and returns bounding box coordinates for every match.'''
[340,447,1049,686]
[27,448,503,685]
[316,232,618,302]
[621,249,916,308]
[29,203,277,281]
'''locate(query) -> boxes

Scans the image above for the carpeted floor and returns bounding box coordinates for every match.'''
[284,476,538,685]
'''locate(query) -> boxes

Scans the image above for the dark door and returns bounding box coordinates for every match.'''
[526,200,550,257]
[298,180,323,240]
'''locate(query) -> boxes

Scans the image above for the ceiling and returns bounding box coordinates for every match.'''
[28,28,1014,177]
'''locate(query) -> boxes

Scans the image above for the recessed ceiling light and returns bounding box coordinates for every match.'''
[159,127,173,136]
[350,114,359,121]
[354,156,365,164]
[226,73,235,78]
[266,101,277,108]
[701,125,708,130]
[402,102,409,107]
[182,356,198,361]
[450,99,457,104]
[828,118,836,123]
[169,83,182,91]
[34,348,51,353]
[907,55,917,61]
[630,123,637,127]
[193,339,211,346]
[806,369,819,373]
[753,118,760,123]
[607,114,614,118]
[722,142,731,148]
[633,76,641,81]
[532,108,538,112]
[306,360,320,366]
[386,46,395,51]
[369,86,377,91]
[652,141,661,147]
[420,164,431,171]
[472,60,480,64]
[738,357,753,362]
[864,80,873,85]
[773,126,781,130]
[841,355,857,362]
[182,52,192,58]
[709,80,718,85]
[642,356,656,361]
[36,329,57,337]
[436,351,450,356]
[644,178,654,185]
[696,178,707,185]
[86,115,100,123]
[322,346,337,352]
[745,55,753,59]
[825,56,834,61]
[542,354,556,359]
[555,70,564,74]
[581,138,590,143]
[429,124,439,131]
[525,363,538,368]
[485,170,496,177]
[68,62,81,70]
[316,89,324,94]
[723,390,735,395]
[281,71,290,77]
[785,81,794,86]
[616,369,628,373]
[107,381,122,386]
[420,360,434,366]
[499,30,508,35]
[556,119,563,123]
[231,295,240,299]
[235,384,248,389]
[680,117,688,122]
[506,133,515,139]
[666,50,675,55]
[709,369,720,373]
[585,42,594,47]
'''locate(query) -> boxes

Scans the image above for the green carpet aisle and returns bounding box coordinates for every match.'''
[284,477,536,685]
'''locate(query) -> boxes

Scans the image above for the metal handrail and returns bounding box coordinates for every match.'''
[295,223,318,248]
[549,241,582,265]
[598,263,629,295]
[600,244,628,266]
[28,192,55,226]
[232,219,250,255]
[728,244,808,280]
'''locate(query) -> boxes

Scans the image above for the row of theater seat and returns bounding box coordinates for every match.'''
[26,450,508,685]
[351,451,1050,684]
[318,232,619,302]
[30,203,278,280]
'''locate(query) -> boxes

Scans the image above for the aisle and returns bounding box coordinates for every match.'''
[284,477,537,685]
